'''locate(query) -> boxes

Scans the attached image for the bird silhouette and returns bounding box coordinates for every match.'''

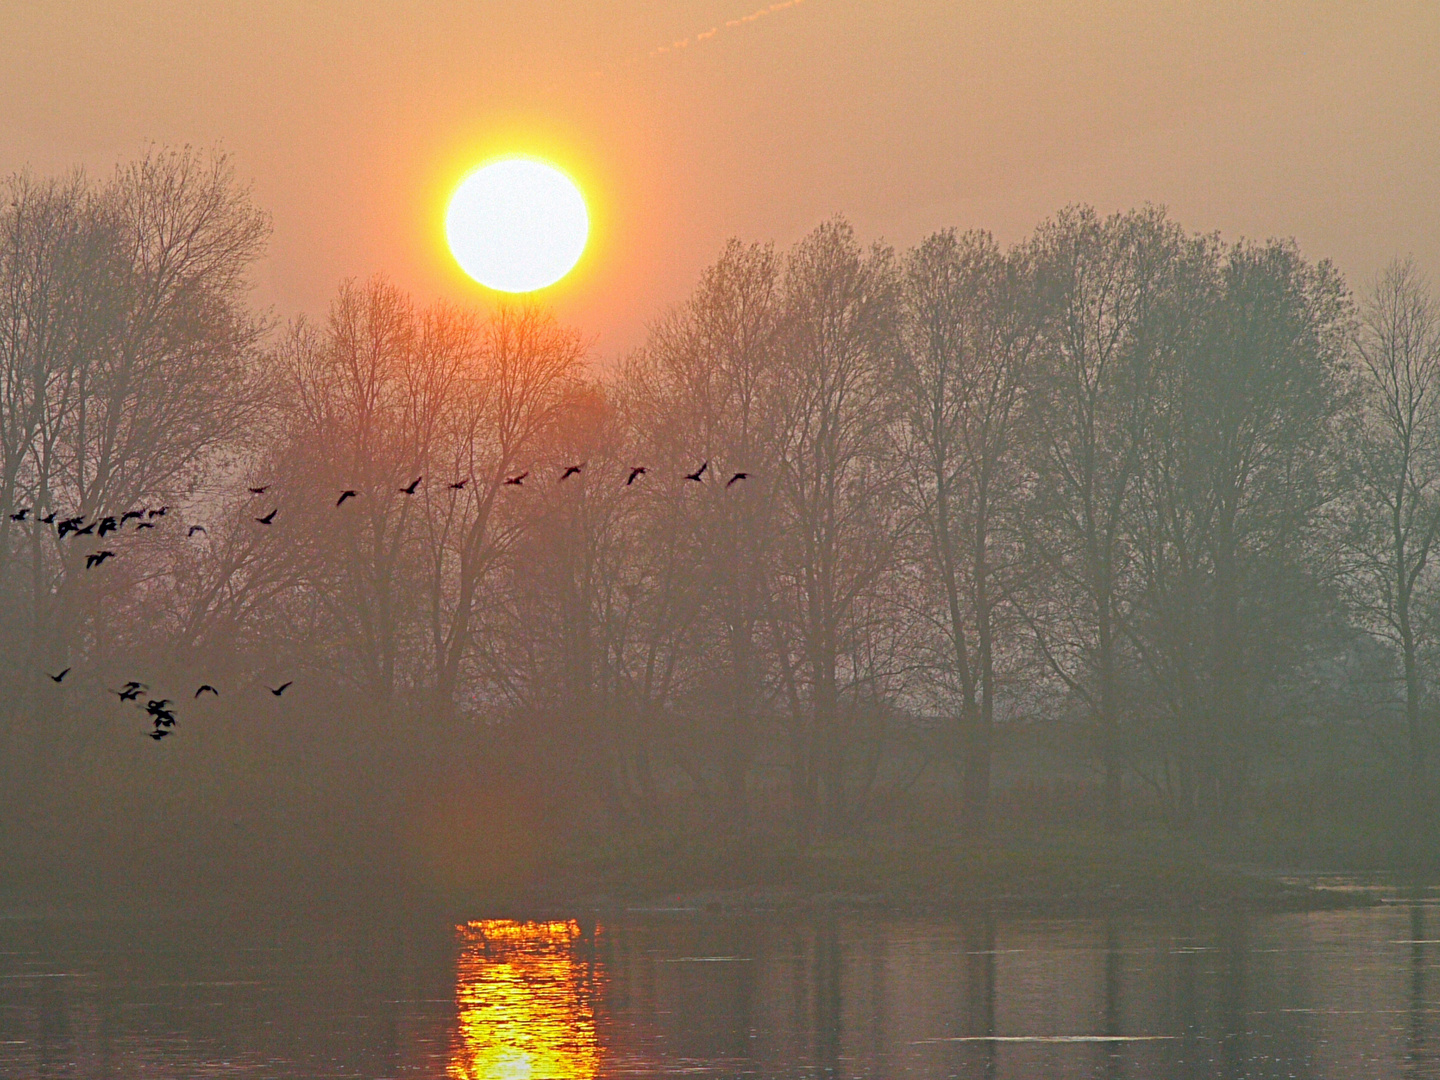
[336,490,357,506]
[726,472,749,487]
[121,510,144,524]
[560,464,584,482]
[113,686,142,701]
[255,509,277,525]
[9,508,28,521]
[56,517,81,537]
[135,521,155,530]
[195,684,219,698]
[449,479,468,490]
[269,681,293,696]
[48,668,70,683]
[148,506,168,518]
[684,461,709,482]
[85,550,115,569]
[73,522,95,536]
[146,709,176,727]
[248,486,268,495]
[97,516,118,536]
[626,466,647,485]
[399,476,422,495]
[504,472,528,486]
[40,512,55,524]
[145,699,173,712]
[147,729,171,741]
[122,680,146,691]
[188,525,207,537]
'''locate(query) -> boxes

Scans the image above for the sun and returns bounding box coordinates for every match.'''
[445,157,589,293]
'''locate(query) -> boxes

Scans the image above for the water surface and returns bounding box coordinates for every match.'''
[2,900,1436,1078]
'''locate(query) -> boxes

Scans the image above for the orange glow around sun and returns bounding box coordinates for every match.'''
[429,125,608,304]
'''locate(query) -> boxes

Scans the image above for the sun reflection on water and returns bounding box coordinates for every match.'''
[449,919,602,1080]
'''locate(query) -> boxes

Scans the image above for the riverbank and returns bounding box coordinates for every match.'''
[478,823,1384,917]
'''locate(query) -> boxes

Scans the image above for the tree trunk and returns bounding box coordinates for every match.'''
[1401,598,1428,867]
[966,502,994,831]
[1097,599,1122,831]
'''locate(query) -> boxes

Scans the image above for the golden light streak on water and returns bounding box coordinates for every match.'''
[449,919,602,1080]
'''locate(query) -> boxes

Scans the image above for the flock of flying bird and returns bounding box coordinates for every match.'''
[42,665,291,742]
[281,458,745,517]
[18,458,747,743]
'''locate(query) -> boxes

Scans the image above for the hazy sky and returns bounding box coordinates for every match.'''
[2,1,1437,361]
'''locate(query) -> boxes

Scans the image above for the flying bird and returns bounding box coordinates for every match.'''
[147,729,171,741]
[112,686,142,702]
[122,681,147,691]
[148,506,168,518]
[40,512,55,525]
[684,461,709,482]
[9,508,28,521]
[504,472,528,486]
[449,479,468,490]
[56,518,80,537]
[399,476,422,495]
[135,521,155,530]
[336,490,357,506]
[195,684,219,698]
[726,472,749,487]
[269,681,293,697]
[73,522,95,536]
[151,712,176,727]
[145,699,173,712]
[120,510,144,524]
[559,464,584,482]
[48,668,70,683]
[188,525,207,537]
[255,509,277,525]
[626,466,647,485]
[248,486,268,495]
[97,516,118,536]
[85,550,115,569]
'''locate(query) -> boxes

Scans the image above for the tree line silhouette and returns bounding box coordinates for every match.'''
[2,148,1436,870]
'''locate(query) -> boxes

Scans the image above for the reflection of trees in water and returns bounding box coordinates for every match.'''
[1408,902,1428,1078]
[1218,912,1248,1080]
[7,908,1440,1077]
[814,914,843,1074]
[449,919,602,1080]
[1103,917,1123,1080]
[963,913,997,1078]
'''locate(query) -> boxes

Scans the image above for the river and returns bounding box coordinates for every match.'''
[1,898,1436,1077]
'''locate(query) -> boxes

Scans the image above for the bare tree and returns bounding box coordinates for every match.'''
[895,229,1039,830]
[505,383,654,817]
[0,148,267,684]
[1019,206,1183,829]
[1193,241,1349,821]
[279,278,454,700]
[625,239,783,823]
[1129,239,1350,825]
[771,218,901,837]
[1344,258,1440,851]
[427,304,582,716]
[0,172,119,677]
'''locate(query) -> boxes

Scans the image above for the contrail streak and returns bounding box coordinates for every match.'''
[592,0,811,77]
[649,0,806,58]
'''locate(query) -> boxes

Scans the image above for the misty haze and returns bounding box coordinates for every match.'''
[3,3,1440,1078]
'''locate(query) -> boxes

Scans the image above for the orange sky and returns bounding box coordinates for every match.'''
[2,1,1437,363]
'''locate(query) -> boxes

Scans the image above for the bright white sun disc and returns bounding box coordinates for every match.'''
[446,158,588,293]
